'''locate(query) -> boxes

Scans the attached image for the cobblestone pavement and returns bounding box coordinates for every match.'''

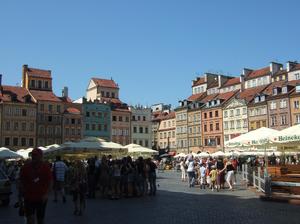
[1,171,300,224]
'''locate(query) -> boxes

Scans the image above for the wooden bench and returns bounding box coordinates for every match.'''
[271,175,300,195]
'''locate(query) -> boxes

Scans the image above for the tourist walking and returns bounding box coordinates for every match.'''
[70,160,88,216]
[199,163,206,189]
[19,148,52,224]
[146,158,157,196]
[53,156,68,203]
[222,160,235,190]
[186,156,195,188]
[180,159,186,182]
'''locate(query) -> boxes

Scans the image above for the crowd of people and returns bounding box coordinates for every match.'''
[178,155,238,191]
[1,148,158,224]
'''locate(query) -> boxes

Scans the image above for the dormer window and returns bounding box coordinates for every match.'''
[296,85,300,93]
[211,101,215,106]
[45,81,49,89]
[206,102,210,107]
[216,99,220,105]
[273,88,278,95]
[254,96,260,103]
[282,86,287,94]
[261,95,265,101]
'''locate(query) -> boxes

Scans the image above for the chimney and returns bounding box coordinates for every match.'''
[204,74,207,83]
[240,75,245,91]
[270,62,283,75]
[62,86,68,98]
[242,68,253,77]
[22,64,28,88]
[218,75,221,88]
[287,61,298,72]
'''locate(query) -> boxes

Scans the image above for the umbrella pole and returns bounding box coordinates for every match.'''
[264,143,268,177]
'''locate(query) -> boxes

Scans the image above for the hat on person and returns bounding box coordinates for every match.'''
[31,148,43,157]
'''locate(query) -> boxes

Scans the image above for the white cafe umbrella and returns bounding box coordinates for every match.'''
[125,144,158,155]
[198,152,210,158]
[271,124,300,146]
[0,147,23,159]
[52,137,126,155]
[211,151,225,158]
[225,127,280,147]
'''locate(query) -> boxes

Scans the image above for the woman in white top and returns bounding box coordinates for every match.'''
[179,159,186,182]
[186,157,195,187]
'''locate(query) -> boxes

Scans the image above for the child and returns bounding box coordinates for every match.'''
[209,166,217,192]
[199,164,206,189]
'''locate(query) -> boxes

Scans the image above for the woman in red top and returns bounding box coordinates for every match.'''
[19,148,52,224]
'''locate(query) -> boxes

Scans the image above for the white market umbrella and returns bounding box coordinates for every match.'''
[0,147,23,159]
[51,137,126,155]
[271,124,300,146]
[225,127,280,147]
[125,144,158,155]
[211,151,225,158]
[198,152,210,158]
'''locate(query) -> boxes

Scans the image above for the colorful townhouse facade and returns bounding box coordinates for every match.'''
[129,106,152,148]
[157,111,176,151]
[0,84,37,150]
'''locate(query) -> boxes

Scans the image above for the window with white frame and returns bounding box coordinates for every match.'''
[280,99,287,108]
[261,95,265,101]
[296,115,300,124]
[282,86,287,93]
[224,110,228,117]
[230,121,234,129]
[236,120,241,129]
[243,108,247,115]
[236,109,240,116]
[230,110,234,117]
[281,115,287,125]
[224,121,228,130]
[295,73,300,80]
[270,101,277,110]
[270,116,277,126]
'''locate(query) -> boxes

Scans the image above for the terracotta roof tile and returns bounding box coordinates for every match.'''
[192,78,206,87]
[101,97,122,104]
[0,86,33,103]
[222,77,240,87]
[160,111,175,120]
[92,78,119,89]
[29,90,62,102]
[27,67,52,79]
[245,67,270,80]
[216,91,238,102]
[187,92,206,101]
[65,107,81,114]
[239,85,269,102]
[263,81,286,95]
[200,93,218,103]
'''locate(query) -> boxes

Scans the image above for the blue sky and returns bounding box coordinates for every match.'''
[1,0,299,108]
